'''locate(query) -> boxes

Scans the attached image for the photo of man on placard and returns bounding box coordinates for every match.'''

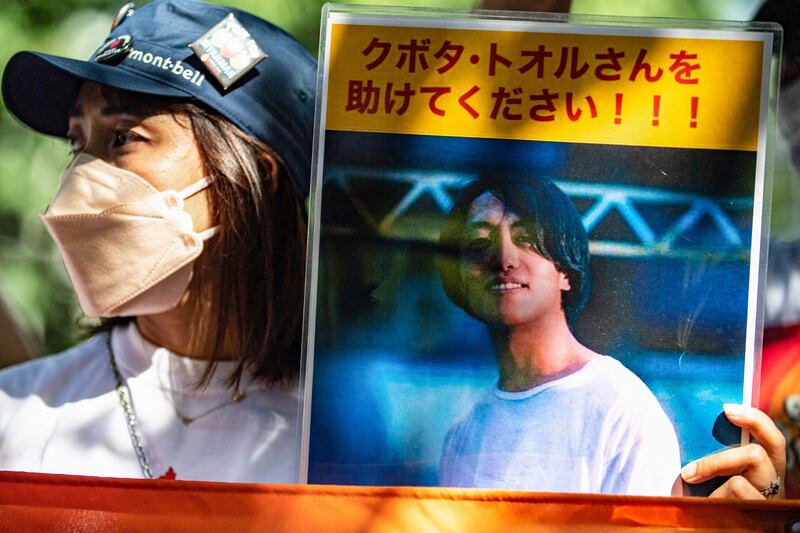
[436,174,679,494]
[308,132,755,494]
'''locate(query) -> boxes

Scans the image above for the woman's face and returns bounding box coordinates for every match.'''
[66,82,212,231]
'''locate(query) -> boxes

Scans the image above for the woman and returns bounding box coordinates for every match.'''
[0,0,314,482]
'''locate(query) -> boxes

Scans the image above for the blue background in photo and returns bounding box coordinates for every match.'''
[308,131,754,486]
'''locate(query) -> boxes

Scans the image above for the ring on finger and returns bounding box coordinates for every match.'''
[759,477,781,498]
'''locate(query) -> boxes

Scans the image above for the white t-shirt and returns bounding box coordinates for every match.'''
[0,322,301,482]
[440,356,681,496]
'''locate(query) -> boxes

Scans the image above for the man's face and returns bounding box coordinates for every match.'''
[459,192,571,328]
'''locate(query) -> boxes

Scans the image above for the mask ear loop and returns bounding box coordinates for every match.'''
[178,176,214,199]
[197,226,219,241]
[179,177,221,242]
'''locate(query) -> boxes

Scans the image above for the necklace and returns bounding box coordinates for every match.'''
[107,332,154,479]
[106,331,247,478]
[171,391,247,426]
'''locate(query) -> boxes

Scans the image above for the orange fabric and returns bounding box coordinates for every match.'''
[0,471,798,532]
[761,324,800,500]
[761,324,800,416]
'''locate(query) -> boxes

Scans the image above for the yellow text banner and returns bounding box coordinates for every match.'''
[325,23,765,151]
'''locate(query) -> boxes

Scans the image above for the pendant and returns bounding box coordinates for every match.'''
[174,391,247,426]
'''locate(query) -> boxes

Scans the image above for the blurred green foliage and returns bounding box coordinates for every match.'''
[572,0,760,19]
[0,4,119,357]
[0,0,783,360]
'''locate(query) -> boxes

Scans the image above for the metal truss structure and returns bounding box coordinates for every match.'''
[324,168,754,262]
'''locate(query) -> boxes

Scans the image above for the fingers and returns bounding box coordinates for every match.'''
[681,405,787,500]
[722,403,787,480]
[681,443,775,486]
[708,475,765,500]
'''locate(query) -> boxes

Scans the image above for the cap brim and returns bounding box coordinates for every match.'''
[2,51,190,138]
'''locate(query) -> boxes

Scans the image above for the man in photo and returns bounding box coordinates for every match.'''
[437,174,681,495]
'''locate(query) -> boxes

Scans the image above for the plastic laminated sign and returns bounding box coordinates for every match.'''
[300,4,782,497]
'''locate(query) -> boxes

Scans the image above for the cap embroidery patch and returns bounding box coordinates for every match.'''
[95,34,134,64]
[189,13,267,90]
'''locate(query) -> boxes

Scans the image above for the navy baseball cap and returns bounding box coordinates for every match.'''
[2,0,316,197]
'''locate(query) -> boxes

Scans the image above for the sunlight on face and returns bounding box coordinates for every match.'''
[460,192,570,328]
[66,82,211,231]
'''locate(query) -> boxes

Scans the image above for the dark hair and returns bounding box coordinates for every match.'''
[753,0,800,86]
[88,87,306,387]
[437,174,590,323]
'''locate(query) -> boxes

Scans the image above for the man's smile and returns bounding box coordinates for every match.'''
[489,278,530,292]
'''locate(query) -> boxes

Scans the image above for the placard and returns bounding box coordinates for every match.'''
[301,6,780,496]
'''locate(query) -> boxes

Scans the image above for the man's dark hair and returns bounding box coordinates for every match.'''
[438,174,590,323]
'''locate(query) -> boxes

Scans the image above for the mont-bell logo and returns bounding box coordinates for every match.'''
[95,35,133,64]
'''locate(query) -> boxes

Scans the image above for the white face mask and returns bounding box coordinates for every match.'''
[779,78,800,175]
[41,153,218,318]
